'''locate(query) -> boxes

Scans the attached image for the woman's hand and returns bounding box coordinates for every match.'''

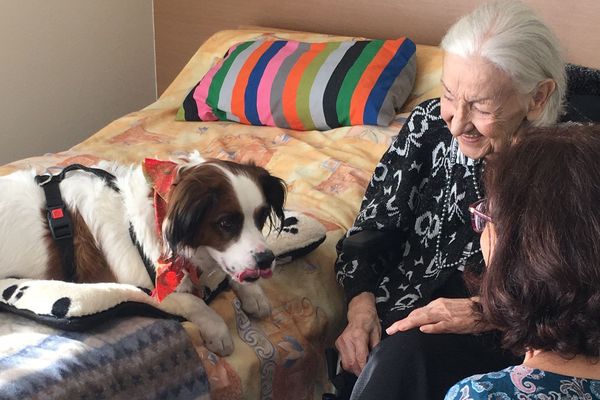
[335,292,381,376]
[385,297,491,335]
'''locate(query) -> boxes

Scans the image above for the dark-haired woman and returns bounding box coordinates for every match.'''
[444,124,600,399]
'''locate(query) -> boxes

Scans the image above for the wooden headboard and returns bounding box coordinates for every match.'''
[153,0,600,95]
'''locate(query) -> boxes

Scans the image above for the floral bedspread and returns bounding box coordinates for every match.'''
[0,28,442,399]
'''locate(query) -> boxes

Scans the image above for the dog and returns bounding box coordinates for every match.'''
[0,153,286,356]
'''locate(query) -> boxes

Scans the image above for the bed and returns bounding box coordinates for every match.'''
[0,26,445,400]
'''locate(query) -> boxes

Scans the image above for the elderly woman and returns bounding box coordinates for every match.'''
[334,1,565,399]
[446,124,600,399]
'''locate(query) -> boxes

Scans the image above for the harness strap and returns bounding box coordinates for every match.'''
[35,164,119,282]
[128,223,157,284]
[35,176,77,281]
[49,164,120,191]
[203,278,230,305]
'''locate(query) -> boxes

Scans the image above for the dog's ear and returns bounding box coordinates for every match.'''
[163,172,217,254]
[258,171,286,232]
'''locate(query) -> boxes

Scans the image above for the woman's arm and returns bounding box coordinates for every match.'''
[385,296,494,335]
[335,99,446,301]
[334,292,381,376]
[334,99,446,373]
[334,115,423,300]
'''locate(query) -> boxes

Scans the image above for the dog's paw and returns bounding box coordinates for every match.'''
[200,320,234,356]
[234,283,272,319]
[156,292,234,356]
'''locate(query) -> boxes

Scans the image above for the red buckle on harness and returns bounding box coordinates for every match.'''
[47,207,72,240]
[51,208,64,219]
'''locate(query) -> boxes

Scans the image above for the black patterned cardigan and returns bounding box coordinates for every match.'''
[335,98,486,327]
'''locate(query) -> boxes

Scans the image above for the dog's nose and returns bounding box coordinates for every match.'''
[254,250,275,270]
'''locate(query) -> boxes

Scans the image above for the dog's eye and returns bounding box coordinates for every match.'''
[217,214,241,234]
[218,218,233,231]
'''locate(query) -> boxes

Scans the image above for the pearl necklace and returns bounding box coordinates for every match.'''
[433,146,483,271]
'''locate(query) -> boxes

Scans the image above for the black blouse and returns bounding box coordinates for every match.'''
[335,98,486,326]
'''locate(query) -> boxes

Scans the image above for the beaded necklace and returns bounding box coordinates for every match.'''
[433,142,483,270]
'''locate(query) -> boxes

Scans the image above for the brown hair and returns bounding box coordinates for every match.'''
[481,123,600,357]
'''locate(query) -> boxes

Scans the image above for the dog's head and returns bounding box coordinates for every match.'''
[163,159,286,283]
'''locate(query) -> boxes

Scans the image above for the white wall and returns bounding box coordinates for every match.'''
[0,1,156,165]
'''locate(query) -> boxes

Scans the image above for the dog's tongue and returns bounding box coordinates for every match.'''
[238,268,272,282]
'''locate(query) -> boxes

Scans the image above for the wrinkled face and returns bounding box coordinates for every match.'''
[440,53,531,159]
[164,161,286,283]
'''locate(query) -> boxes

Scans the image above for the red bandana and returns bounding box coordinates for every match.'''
[142,158,200,302]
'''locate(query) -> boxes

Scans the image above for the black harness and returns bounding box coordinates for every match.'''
[35,164,228,303]
[35,164,154,282]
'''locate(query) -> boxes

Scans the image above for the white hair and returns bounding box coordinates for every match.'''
[440,0,566,126]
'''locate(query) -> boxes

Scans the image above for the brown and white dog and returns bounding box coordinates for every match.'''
[0,153,286,355]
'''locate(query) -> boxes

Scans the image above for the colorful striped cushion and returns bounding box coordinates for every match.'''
[177,37,417,131]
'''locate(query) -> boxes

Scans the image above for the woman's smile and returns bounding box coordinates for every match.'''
[459,132,483,142]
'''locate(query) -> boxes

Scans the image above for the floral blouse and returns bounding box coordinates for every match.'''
[334,98,485,325]
[445,365,600,399]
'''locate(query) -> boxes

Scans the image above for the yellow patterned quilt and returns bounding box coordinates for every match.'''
[0,28,442,399]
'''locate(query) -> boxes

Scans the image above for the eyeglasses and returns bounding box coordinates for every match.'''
[468,198,493,233]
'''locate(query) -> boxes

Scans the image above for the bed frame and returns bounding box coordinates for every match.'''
[154,0,600,95]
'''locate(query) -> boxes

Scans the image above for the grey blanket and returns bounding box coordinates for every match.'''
[0,313,210,400]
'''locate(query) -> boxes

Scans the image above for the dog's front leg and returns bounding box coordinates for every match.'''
[158,292,234,356]
[229,280,272,319]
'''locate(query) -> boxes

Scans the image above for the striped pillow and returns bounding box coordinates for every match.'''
[177,37,417,131]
